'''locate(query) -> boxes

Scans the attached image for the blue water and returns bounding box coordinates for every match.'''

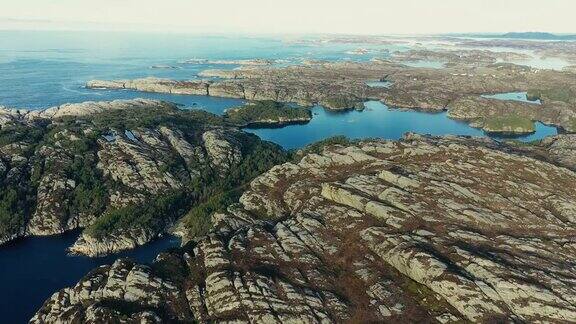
[482,92,541,105]
[245,101,557,149]
[0,31,561,323]
[0,232,180,324]
[0,31,404,110]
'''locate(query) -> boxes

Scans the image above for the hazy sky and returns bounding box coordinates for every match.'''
[1,0,574,35]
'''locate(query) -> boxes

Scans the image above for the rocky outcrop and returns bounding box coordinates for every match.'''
[32,99,175,120]
[32,258,189,323]
[202,129,243,173]
[34,134,576,323]
[0,99,176,125]
[69,228,159,257]
[0,99,285,257]
[508,134,576,171]
[183,58,275,65]
[86,78,209,96]
[538,134,576,169]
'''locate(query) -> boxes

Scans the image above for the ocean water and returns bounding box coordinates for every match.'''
[0,31,562,323]
[0,31,401,110]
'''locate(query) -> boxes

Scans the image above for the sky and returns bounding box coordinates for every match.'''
[0,0,574,35]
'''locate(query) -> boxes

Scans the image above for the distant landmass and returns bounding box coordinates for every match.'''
[447,32,576,41]
[501,32,576,40]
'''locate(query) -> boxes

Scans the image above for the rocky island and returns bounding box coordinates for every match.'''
[32,134,576,323]
[224,100,312,127]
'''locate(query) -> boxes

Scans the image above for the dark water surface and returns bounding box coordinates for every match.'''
[0,232,180,323]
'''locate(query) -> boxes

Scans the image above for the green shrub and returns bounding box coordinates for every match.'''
[484,116,534,133]
[182,189,241,238]
[85,191,187,238]
[0,189,25,236]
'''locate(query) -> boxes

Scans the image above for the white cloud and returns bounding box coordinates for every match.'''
[0,0,574,34]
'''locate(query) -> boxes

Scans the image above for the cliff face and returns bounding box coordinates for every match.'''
[33,135,576,323]
[0,99,287,255]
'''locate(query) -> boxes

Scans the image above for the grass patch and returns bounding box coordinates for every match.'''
[527,88,574,103]
[567,117,576,133]
[484,116,534,133]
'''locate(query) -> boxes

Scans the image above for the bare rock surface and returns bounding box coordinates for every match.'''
[33,134,576,323]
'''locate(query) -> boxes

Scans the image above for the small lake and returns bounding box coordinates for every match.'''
[245,101,557,149]
[482,92,541,104]
[0,232,180,324]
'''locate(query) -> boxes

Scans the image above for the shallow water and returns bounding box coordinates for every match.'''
[482,92,541,105]
[511,55,572,71]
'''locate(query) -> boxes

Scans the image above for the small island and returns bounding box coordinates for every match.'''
[224,100,312,127]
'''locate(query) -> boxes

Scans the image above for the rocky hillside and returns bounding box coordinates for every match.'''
[0,99,288,255]
[33,134,576,323]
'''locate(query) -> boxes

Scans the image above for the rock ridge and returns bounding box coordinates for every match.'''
[33,134,576,323]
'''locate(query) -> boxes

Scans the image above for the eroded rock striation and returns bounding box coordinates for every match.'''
[34,134,576,323]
